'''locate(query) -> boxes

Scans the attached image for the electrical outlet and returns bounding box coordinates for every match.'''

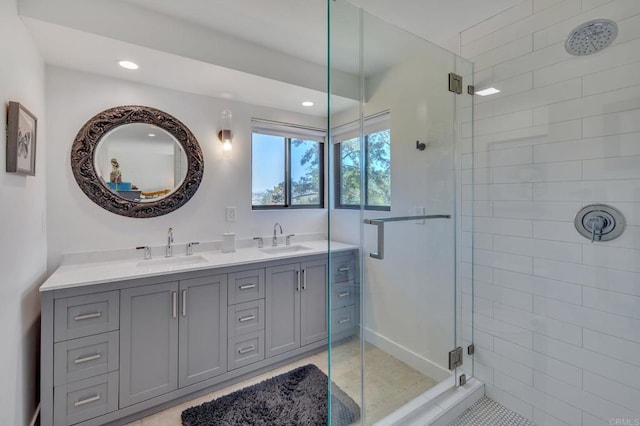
[225,206,236,222]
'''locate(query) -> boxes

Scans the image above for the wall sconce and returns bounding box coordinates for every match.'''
[218,109,233,151]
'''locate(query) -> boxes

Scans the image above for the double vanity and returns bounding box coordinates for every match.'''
[40,240,359,426]
[39,105,357,425]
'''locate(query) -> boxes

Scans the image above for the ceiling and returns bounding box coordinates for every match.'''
[19,0,523,116]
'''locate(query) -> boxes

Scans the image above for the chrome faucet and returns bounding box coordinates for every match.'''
[272,222,283,246]
[166,227,174,257]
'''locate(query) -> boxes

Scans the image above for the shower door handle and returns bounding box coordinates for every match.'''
[364,214,451,260]
[363,219,384,259]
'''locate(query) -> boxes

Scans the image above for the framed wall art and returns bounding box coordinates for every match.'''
[6,101,37,175]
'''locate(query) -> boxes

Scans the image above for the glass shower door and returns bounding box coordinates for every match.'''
[328,1,474,424]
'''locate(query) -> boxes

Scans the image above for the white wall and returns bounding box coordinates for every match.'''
[330,16,463,378]
[106,138,177,192]
[0,0,47,424]
[46,67,327,269]
[461,0,640,423]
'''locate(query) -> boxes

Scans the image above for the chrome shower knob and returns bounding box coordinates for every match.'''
[574,204,625,242]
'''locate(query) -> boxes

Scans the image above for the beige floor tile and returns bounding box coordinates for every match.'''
[128,338,439,426]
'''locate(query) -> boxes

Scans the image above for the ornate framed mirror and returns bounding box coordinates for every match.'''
[71,105,204,218]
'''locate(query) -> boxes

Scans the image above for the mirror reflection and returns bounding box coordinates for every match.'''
[94,123,187,202]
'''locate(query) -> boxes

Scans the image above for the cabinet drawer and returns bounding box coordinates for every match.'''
[228,299,264,338]
[53,371,118,426]
[228,331,264,371]
[331,282,355,309]
[331,255,355,285]
[331,305,355,336]
[54,292,119,342]
[54,331,119,386]
[228,269,265,305]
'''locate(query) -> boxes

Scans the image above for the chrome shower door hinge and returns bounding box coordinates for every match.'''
[448,73,463,94]
[448,346,463,370]
[468,344,475,355]
[459,374,467,386]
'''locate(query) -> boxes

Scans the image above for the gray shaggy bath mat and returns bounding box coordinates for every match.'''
[181,364,360,425]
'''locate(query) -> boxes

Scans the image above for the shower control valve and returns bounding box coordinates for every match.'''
[575,204,625,243]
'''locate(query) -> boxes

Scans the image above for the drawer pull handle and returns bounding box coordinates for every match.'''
[172,292,177,319]
[74,312,102,321]
[74,353,102,364]
[338,266,350,272]
[338,318,350,324]
[302,269,307,290]
[182,290,187,317]
[238,345,255,354]
[74,394,101,407]
[338,292,350,298]
[239,284,256,290]
[239,315,256,323]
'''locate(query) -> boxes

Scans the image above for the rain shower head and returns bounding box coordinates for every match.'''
[565,19,618,56]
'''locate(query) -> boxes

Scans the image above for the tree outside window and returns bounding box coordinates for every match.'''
[336,128,391,210]
[252,128,324,209]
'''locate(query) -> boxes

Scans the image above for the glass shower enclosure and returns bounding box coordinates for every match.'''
[327,1,474,424]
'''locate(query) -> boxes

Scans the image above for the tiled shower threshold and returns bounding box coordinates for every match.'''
[374,378,484,426]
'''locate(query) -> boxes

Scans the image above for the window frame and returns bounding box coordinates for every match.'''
[333,113,391,211]
[251,121,325,210]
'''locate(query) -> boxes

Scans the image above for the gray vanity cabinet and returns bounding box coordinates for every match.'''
[119,281,179,407]
[265,258,328,358]
[178,274,227,387]
[300,259,328,346]
[265,263,301,357]
[119,275,228,407]
[330,253,357,338]
[41,249,357,425]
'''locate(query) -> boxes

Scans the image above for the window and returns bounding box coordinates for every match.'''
[251,120,325,209]
[334,112,391,210]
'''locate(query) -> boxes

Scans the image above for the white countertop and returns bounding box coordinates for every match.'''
[40,240,357,292]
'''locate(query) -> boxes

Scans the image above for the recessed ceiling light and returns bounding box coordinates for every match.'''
[118,60,139,70]
[301,101,314,107]
[148,133,155,137]
[475,87,501,96]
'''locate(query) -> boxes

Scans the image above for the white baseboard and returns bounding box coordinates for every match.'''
[363,327,452,382]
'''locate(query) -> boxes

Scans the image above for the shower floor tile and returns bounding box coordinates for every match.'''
[448,395,536,426]
[126,337,439,425]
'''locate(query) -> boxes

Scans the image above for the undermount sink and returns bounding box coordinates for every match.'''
[260,245,311,255]
[136,255,208,270]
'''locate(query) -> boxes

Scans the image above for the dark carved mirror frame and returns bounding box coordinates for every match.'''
[71,105,204,218]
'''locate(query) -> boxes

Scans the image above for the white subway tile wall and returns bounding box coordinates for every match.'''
[461,0,640,424]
